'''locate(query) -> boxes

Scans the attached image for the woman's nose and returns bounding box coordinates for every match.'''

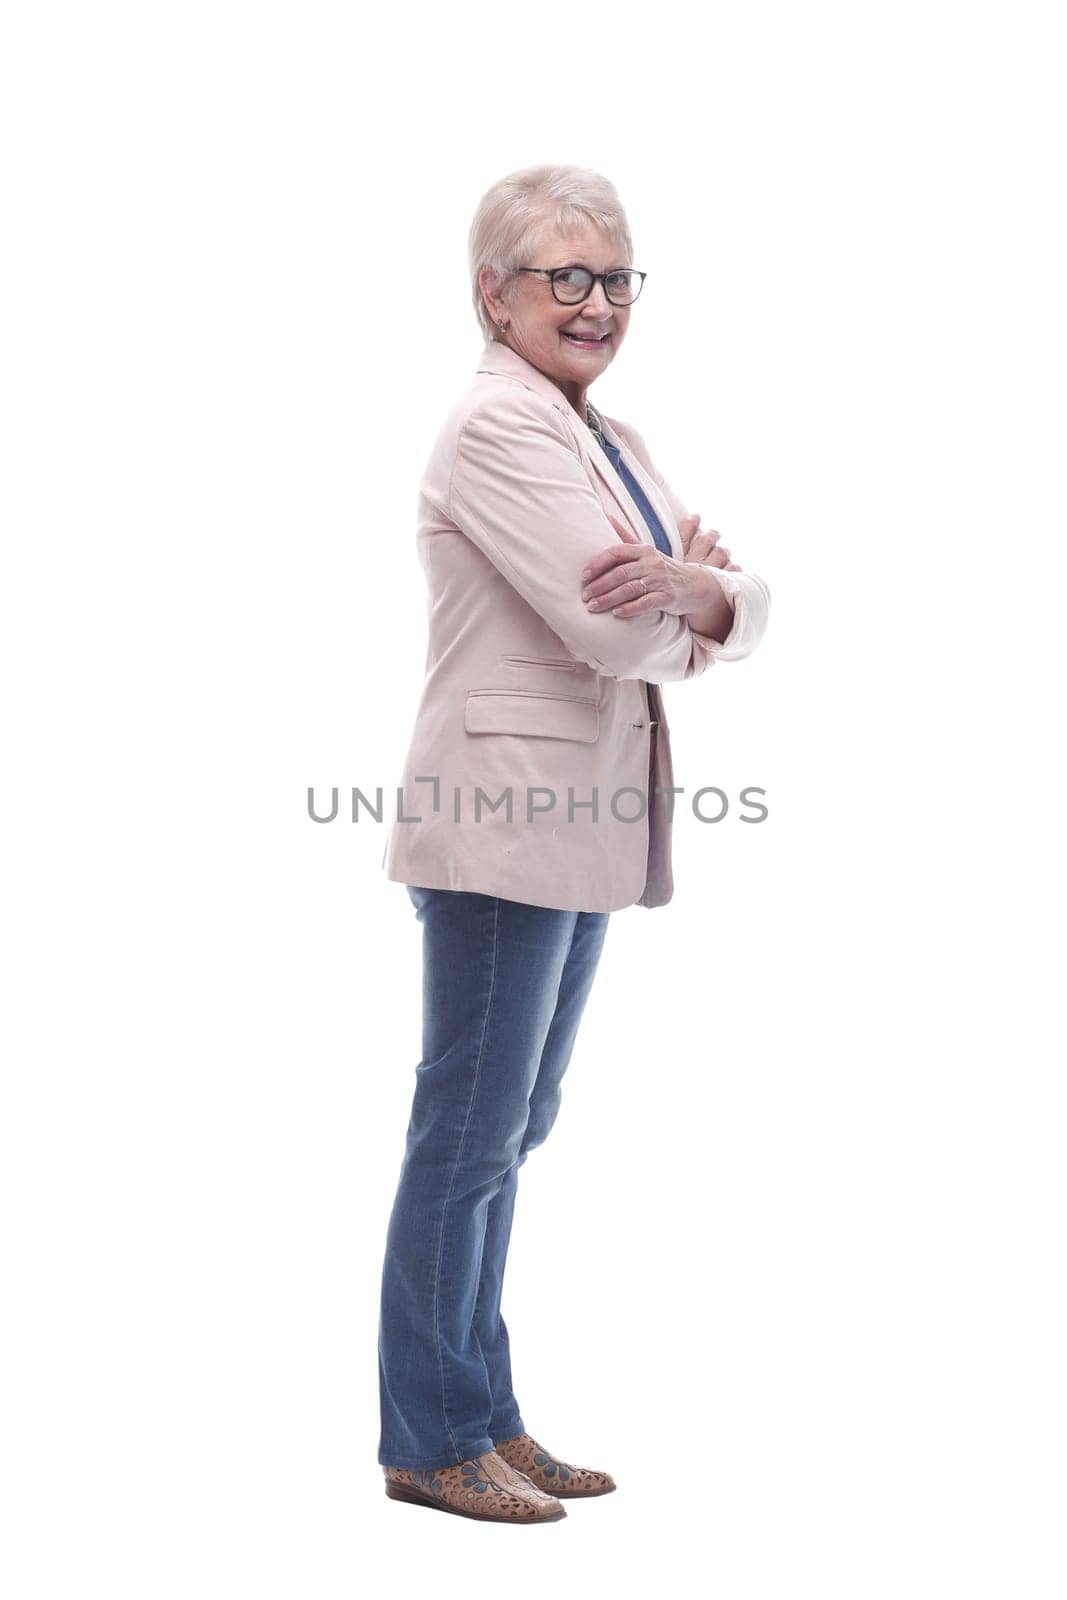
[582,282,613,317]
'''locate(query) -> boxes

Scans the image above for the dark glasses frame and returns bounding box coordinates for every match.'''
[513,266,647,306]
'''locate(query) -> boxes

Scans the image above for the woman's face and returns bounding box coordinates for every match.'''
[483,222,632,411]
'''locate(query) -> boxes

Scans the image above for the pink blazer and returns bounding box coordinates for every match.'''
[382,338,771,913]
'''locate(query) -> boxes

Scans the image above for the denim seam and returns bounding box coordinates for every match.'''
[430,894,500,1460]
[470,1158,517,1329]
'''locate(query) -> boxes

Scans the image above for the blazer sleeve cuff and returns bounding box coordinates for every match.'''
[687,568,772,663]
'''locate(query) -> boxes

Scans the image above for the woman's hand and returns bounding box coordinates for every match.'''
[677,511,742,572]
[579,514,738,621]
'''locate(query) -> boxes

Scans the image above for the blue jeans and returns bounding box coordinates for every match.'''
[377,885,611,1470]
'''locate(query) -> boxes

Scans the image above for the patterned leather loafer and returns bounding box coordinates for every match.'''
[492,1432,616,1497]
[383,1449,567,1522]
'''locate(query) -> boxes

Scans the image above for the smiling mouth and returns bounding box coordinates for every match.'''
[561,331,611,346]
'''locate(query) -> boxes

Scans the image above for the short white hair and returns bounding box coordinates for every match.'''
[468,163,634,343]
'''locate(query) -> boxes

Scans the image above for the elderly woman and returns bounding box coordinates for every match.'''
[377,164,771,1524]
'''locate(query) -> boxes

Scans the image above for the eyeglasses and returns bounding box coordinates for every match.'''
[514,266,647,306]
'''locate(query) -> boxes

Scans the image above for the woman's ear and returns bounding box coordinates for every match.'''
[479,265,505,327]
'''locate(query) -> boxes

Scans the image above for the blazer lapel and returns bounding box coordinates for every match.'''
[474,338,681,557]
[594,413,684,561]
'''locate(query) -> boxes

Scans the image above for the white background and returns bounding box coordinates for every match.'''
[2,2,1064,1595]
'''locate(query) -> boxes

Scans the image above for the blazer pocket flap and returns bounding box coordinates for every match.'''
[465,691,599,743]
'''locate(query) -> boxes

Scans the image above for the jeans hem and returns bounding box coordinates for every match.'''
[379,1436,496,1471]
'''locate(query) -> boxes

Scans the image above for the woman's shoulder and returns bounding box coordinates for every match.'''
[417,374,579,510]
[464,369,571,427]
[435,372,578,457]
